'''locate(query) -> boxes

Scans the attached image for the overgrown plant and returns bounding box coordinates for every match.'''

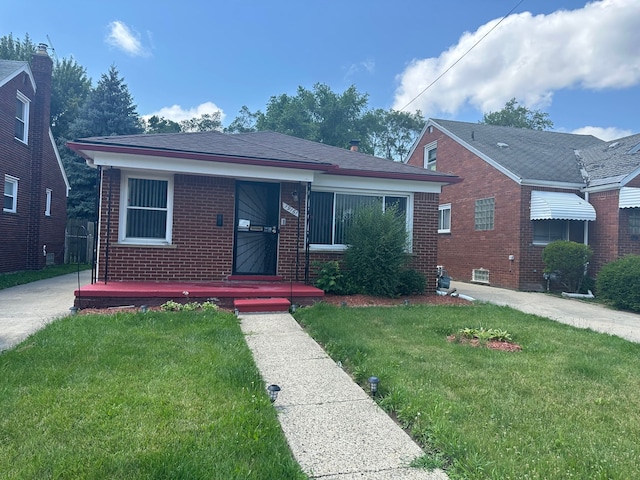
[542,240,592,293]
[458,327,512,342]
[596,255,640,312]
[344,204,409,297]
[313,260,354,294]
[160,300,219,312]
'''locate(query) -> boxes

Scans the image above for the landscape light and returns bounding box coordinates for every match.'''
[267,384,281,403]
[368,376,379,396]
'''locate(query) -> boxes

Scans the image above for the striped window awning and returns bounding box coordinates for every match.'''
[530,191,596,221]
[619,187,640,209]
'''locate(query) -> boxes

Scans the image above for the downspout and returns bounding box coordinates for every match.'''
[304,181,311,284]
[103,167,113,284]
[584,191,590,246]
[295,182,301,282]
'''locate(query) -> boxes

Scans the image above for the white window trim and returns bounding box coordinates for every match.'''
[438,203,451,233]
[15,91,30,144]
[4,175,19,213]
[118,172,174,245]
[423,140,437,170]
[308,187,414,253]
[45,188,52,216]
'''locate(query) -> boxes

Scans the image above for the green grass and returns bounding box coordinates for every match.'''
[0,310,306,480]
[0,264,90,290]
[294,302,640,479]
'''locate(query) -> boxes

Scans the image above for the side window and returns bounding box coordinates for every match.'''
[423,141,437,171]
[438,204,451,233]
[475,197,495,231]
[4,175,18,213]
[15,92,30,144]
[45,188,52,216]
[629,208,640,235]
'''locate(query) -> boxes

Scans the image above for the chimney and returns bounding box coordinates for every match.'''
[25,43,54,269]
[349,139,360,152]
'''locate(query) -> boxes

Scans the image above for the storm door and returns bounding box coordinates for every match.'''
[233,181,280,275]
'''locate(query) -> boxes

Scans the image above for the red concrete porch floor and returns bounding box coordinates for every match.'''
[74,280,324,310]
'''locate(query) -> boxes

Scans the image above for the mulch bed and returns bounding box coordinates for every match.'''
[446,334,522,352]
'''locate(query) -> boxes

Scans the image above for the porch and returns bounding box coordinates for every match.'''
[74,277,324,312]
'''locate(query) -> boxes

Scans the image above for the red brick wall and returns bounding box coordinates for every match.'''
[407,128,525,290]
[96,172,315,283]
[589,190,619,273]
[0,53,66,273]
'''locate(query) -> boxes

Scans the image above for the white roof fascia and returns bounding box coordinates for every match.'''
[530,190,596,221]
[50,130,70,195]
[312,173,443,194]
[619,187,640,209]
[432,120,522,184]
[86,151,316,183]
[521,179,585,189]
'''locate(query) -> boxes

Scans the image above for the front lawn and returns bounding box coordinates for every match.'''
[0,309,306,479]
[295,302,640,479]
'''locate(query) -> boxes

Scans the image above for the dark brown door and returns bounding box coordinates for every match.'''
[233,181,280,275]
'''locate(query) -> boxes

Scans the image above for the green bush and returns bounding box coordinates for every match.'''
[542,241,592,293]
[397,268,426,296]
[596,255,640,312]
[344,204,410,297]
[313,260,356,295]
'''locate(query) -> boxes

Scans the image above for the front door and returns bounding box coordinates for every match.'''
[233,181,280,275]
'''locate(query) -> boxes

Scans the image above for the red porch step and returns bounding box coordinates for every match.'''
[234,297,291,313]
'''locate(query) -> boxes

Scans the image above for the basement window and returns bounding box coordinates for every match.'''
[472,268,490,284]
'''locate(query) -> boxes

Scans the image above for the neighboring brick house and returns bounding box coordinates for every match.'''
[406,119,640,291]
[1,45,69,274]
[67,132,459,289]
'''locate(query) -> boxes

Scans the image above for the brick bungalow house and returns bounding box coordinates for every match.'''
[67,131,459,306]
[1,45,69,274]
[406,119,640,291]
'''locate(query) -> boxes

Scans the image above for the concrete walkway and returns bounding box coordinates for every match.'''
[451,281,640,343]
[0,270,91,352]
[240,312,448,480]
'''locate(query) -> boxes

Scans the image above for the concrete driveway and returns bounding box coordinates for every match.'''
[0,270,91,352]
[451,281,640,343]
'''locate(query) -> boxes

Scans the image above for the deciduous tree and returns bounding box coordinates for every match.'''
[481,98,553,130]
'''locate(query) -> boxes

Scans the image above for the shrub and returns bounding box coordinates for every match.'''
[396,268,426,296]
[313,260,356,295]
[596,255,640,312]
[542,241,592,293]
[344,204,409,297]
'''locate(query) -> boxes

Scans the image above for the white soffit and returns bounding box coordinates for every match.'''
[530,191,596,221]
[619,187,640,209]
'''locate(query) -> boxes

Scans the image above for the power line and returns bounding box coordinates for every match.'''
[399,0,526,112]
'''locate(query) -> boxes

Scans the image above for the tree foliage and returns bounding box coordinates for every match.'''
[481,98,553,130]
[179,112,222,132]
[143,115,181,133]
[51,57,92,139]
[64,65,143,219]
[364,109,425,160]
[0,33,36,60]
[226,84,424,161]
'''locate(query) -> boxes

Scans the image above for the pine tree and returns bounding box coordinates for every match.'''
[65,65,143,219]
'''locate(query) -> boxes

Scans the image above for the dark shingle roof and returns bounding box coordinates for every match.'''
[578,133,640,187]
[73,130,458,181]
[0,60,28,84]
[432,119,605,184]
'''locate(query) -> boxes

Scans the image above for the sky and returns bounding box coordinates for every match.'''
[3,0,639,141]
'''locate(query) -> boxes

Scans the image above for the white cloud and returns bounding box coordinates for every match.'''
[571,126,633,141]
[393,0,640,117]
[344,59,375,80]
[106,20,149,57]
[143,102,226,123]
